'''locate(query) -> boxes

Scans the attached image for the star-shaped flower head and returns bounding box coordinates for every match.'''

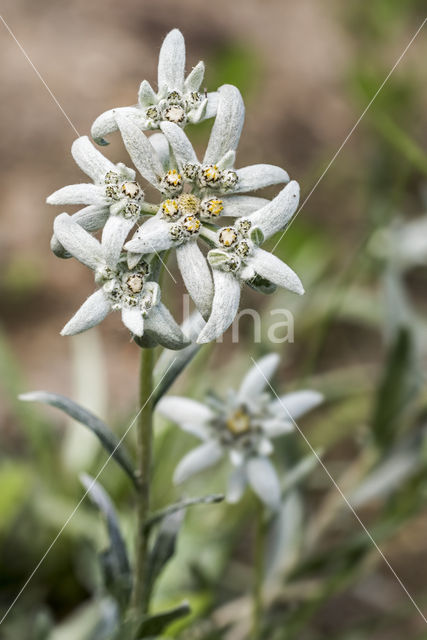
[47,135,158,258]
[157,353,323,509]
[91,29,218,146]
[197,180,304,343]
[53,213,189,349]
[121,85,290,318]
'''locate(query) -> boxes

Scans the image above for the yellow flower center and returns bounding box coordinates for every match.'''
[206,199,223,217]
[219,227,237,247]
[121,181,140,199]
[226,408,251,435]
[165,170,182,186]
[161,199,179,217]
[203,165,220,182]
[178,193,201,215]
[182,215,201,234]
[126,274,144,294]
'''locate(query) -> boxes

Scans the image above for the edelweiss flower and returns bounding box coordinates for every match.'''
[53,213,188,348]
[91,29,218,145]
[120,85,289,318]
[47,136,157,258]
[197,181,304,343]
[157,354,323,509]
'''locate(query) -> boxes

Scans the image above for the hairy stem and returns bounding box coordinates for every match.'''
[252,499,265,640]
[131,347,155,615]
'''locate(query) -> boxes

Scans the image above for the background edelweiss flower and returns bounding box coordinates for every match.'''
[157,354,323,509]
[46,135,158,258]
[197,180,304,343]
[91,29,218,146]
[53,213,189,348]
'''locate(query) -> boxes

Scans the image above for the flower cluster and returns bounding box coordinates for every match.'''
[157,354,323,508]
[48,29,304,347]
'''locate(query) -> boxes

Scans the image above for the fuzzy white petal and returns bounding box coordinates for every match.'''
[176,241,213,319]
[157,396,213,440]
[149,133,171,170]
[101,216,134,268]
[235,165,289,193]
[217,150,236,170]
[203,85,245,164]
[196,270,241,344]
[71,136,116,183]
[47,184,105,206]
[158,29,185,93]
[184,61,205,93]
[144,302,190,350]
[50,205,110,258]
[160,122,198,169]
[221,195,270,218]
[247,248,304,295]
[121,306,144,336]
[270,391,323,421]
[138,79,157,108]
[53,213,104,270]
[238,353,280,401]
[124,216,172,254]
[246,457,281,510]
[248,181,300,240]
[227,465,247,504]
[91,106,145,145]
[205,92,219,119]
[173,441,224,484]
[61,290,111,336]
[116,114,164,187]
[262,419,293,438]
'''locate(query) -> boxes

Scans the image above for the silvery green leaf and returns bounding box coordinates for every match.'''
[125,216,172,254]
[160,122,198,169]
[121,306,144,337]
[19,391,136,485]
[246,248,304,295]
[47,183,104,206]
[188,96,208,124]
[138,79,157,108]
[71,136,116,183]
[203,84,245,164]
[221,196,269,218]
[91,106,144,146]
[51,205,110,259]
[281,451,322,496]
[136,602,191,637]
[350,449,418,508]
[144,302,190,350]
[207,249,230,267]
[197,270,241,343]
[61,290,111,336]
[116,114,164,187]
[101,216,135,269]
[157,28,185,93]
[234,164,289,193]
[266,490,303,577]
[204,91,219,119]
[238,353,280,401]
[53,213,104,270]
[248,180,300,240]
[145,494,224,531]
[80,474,131,607]
[152,312,205,405]
[173,441,224,484]
[184,60,205,93]
[250,226,264,246]
[157,396,213,440]
[176,241,213,319]
[147,511,184,596]
[246,456,281,510]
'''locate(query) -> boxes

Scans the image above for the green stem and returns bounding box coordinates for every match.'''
[252,499,265,640]
[131,347,155,615]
